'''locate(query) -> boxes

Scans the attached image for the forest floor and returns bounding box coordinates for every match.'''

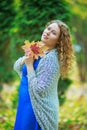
[0,80,87,130]
[59,81,87,130]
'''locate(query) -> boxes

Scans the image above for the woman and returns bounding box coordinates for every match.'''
[13,20,74,130]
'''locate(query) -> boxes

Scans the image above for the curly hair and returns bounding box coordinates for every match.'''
[45,20,75,79]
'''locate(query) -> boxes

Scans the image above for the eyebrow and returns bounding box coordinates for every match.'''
[47,26,58,32]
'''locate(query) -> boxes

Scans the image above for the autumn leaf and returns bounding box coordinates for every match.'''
[30,43,40,54]
[21,40,49,59]
[21,40,31,51]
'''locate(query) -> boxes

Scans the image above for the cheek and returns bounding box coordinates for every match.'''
[50,34,58,41]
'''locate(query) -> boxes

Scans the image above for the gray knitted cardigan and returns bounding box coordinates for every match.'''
[13,48,60,130]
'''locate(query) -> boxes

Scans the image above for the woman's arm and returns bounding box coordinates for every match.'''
[13,56,25,78]
[27,55,60,94]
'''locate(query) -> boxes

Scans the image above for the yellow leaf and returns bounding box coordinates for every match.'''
[39,53,46,57]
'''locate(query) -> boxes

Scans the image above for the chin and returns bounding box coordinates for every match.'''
[41,37,46,43]
[42,35,48,41]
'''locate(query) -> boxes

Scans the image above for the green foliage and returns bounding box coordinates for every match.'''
[0,0,72,83]
[11,85,19,109]
[58,77,73,105]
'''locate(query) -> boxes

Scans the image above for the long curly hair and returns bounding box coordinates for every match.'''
[45,20,75,79]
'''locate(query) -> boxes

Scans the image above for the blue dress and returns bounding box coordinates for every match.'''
[14,55,44,130]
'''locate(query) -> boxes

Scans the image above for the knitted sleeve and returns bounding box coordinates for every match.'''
[13,57,24,78]
[27,55,59,94]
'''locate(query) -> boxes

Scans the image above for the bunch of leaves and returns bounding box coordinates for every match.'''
[21,40,49,59]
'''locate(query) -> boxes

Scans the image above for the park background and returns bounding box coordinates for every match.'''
[0,0,87,130]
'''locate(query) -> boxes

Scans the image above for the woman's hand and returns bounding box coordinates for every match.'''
[24,50,35,67]
[24,55,34,66]
[24,54,35,73]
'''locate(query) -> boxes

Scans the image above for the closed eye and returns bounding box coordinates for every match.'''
[47,27,51,30]
[47,26,57,35]
[52,31,56,35]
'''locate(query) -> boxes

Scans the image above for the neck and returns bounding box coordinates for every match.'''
[41,41,56,52]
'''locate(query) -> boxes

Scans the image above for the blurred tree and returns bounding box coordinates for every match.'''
[0,1,17,83]
[66,0,87,82]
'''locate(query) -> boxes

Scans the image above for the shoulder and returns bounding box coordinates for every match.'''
[45,49,58,62]
[36,49,60,71]
[45,49,60,70]
[44,48,59,65]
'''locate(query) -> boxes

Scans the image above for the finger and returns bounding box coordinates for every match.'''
[24,55,29,60]
[25,52,30,57]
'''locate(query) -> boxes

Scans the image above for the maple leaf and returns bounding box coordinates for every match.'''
[21,40,31,51]
[21,40,49,59]
[30,43,41,54]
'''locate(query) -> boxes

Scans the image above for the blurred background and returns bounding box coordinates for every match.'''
[0,0,87,130]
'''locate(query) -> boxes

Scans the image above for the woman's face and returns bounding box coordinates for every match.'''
[41,22,60,48]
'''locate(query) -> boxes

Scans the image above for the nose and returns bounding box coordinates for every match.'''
[46,30,50,35]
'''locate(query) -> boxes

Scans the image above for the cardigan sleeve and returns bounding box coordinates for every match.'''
[27,55,59,94]
[13,56,24,78]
